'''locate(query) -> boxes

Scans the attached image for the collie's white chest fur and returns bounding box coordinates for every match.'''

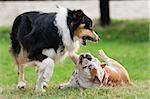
[42,40,79,63]
[42,48,67,63]
[41,6,80,63]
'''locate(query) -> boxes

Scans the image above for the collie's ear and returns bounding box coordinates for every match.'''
[56,5,67,12]
[72,9,84,19]
[56,5,62,9]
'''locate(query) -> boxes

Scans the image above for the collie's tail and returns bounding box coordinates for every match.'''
[9,15,22,57]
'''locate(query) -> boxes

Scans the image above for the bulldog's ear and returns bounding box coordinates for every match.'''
[100,63,106,68]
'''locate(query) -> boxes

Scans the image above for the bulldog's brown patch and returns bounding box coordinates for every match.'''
[104,65,131,86]
[91,68,98,80]
[74,24,97,40]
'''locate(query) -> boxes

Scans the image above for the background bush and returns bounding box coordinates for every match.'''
[0,19,149,43]
[94,19,149,42]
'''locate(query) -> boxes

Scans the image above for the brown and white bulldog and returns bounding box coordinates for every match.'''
[59,50,131,89]
[98,50,131,86]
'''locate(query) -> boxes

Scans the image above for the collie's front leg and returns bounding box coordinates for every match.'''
[35,57,54,92]
[69,53,79,65]
[17,64,26,89]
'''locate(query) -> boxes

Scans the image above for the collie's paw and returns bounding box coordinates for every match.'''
[35,87,46,93]
[43,82,48,89]
[58,84,66,89]
[35,89,46,94]
[17,81,26,89]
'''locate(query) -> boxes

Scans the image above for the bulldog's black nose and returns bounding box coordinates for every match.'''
[85,54,92,61]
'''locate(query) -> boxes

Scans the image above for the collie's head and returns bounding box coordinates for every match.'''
[67,9,99,45]
[56,6,99,46]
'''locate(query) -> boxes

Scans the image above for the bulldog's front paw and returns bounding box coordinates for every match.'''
[98,50,109,61]
[17,81,26,89]
[98,49,104,56]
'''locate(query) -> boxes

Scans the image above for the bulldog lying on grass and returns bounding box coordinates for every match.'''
[59,50,131,89]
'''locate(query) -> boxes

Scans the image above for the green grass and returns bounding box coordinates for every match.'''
[0,19,149,98]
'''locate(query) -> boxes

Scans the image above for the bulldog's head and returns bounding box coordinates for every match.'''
[77,53,104,84]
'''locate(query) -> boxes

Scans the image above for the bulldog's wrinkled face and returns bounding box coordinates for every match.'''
[78,53,103,83]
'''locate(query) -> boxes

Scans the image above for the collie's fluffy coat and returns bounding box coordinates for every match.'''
[10,6,99,91]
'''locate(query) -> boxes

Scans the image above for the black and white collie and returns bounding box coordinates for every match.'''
[10,6,99,92]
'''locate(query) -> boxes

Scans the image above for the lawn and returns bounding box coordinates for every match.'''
[0,19,149,98]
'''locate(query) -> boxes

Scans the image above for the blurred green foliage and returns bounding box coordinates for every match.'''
[0,19,149,42]
[94,19,149,42]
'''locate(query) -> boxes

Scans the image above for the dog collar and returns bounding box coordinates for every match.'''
[99,69,105,82]
[101,68,108,85]
[99,68,108,85]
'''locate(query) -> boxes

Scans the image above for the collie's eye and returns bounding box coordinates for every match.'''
[84,25,92,30]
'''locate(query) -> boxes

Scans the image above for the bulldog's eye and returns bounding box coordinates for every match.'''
[80,54,84,59]
[82,66,87,69]
[88,65,92,70]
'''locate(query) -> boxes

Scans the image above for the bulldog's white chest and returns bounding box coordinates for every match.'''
[71,70,100,88]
